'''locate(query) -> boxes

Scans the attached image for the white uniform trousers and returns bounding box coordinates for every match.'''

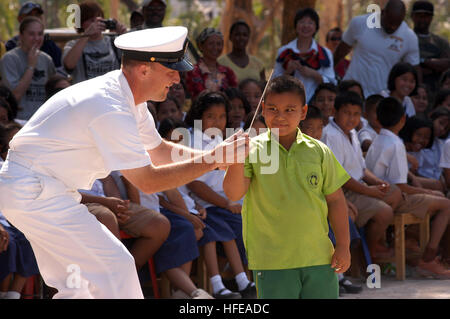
[0,157,143,299]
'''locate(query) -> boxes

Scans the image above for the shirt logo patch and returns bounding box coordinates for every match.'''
[307,172,319,188]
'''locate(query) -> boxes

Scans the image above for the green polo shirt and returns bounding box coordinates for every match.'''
[242,129,350,270]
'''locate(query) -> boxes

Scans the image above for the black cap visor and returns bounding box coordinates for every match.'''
[161,56,193,72]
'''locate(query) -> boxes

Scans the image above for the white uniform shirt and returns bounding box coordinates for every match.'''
[9,70,162,191]
[380,90,416,118]
[321,119,366,182]
[273,38,336,103]
[342,14,420,97]
[416,138,443,180]
[365,128,408,184]
[358,123,378,146]
[0,160,10,227]
[439,138,450,169]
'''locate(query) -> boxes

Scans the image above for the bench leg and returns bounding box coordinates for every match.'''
[394,215,406,280]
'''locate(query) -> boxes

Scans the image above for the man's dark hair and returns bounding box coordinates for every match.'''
[365,94,384,113]
[377,97,405,128]
[387,62,418,96]
[294,8,320,35]
[334,91,363,111]
[264,75,306,106]
[399,116,434,149]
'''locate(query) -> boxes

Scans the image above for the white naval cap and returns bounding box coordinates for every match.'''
[114,26,193,72]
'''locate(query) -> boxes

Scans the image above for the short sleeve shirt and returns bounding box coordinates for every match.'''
[9,70,161,191]
[439,139,450,169]
[358,123,378,145]
[242,129,350,270]
[217,54,264,83]
[0,47,56,120]
[342,14,420,97]
[365,129,408,184]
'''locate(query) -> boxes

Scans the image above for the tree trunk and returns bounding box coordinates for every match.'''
[317,0,342,46]
[281,0,316,45]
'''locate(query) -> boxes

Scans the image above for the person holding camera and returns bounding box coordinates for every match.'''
[62,1,127,84]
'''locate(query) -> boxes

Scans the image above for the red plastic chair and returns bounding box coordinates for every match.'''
[119,230,160,298]
[21,275,38,299]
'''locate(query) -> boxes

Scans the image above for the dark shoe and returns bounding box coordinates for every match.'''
[339,278,362,294]
[222,277,238,291]
[239,283,257,299]
[212,288,241,299]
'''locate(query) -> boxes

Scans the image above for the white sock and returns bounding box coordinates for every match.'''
[210,275,231,295]
[338,273,345,281]
[235,272,254,291]
[0,291,7,298]
[5,291,21,299]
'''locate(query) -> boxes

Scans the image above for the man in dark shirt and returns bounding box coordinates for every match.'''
[6,2,62,68]
[411,1,450,93]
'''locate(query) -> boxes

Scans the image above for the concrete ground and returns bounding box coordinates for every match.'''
[340,267,450,299]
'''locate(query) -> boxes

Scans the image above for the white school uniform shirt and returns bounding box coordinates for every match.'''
[8,70,162,191]
[416,138,443,180]
[321,119,366,182]
[358,123,378,146]
[365,129,409,184]
[273,38,336,103]
[0,160,9,227]
[439,138,450,169]
[380,90,416,118]
[342,14,420,97]
[188,128,243,209]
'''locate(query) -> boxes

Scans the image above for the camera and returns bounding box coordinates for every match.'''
[101,19,117,30]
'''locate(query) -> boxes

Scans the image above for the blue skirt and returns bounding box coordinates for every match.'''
[203,206,247,265]
[328,217,361,247]
[0,223,39,281]
[153,209,200,274]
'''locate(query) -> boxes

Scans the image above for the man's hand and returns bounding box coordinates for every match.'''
[213,130,249,170]
[331,244,351,274]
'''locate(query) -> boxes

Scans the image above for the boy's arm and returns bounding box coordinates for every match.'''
[121,176,141,205]
[326,188,351,274]
[187,180,241,213]
[396,183,442,196]
[223,163,251,202]
[343,177,386,199]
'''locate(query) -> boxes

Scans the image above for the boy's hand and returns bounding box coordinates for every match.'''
[196,205,207,220]
[226,200,242,214]
[331,245,351,274]
[366,185,387,199]
[187,214,205,230]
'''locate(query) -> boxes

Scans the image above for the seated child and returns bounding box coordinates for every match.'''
[184,91,256,298]
[243,111,267,137]
[358,94,383,153]
[366,97,450,279]
[410,84,429,116]
[239,78,263,112]
[154,95,184,125]
[310,83,337,126]
[224,75,352,299]
[300,104,362,294]
[0,122,39,299]
[321,91,403,260]
[224,88,251,129]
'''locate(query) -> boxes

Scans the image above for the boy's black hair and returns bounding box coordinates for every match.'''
[0,97,14,122]
[45,74,71,101]
[184,90,231,128]
[438,68,450,88]
[387,62,418,96]
[429,106,450,139]
[364,94,384,113]
[376,97,405,128]
[311,83,338,102]
[294,8,319,35]
[243,111,266,131]
[334,91,363,111]
[399,116,434,149]
[338,80,364,98]
[158,117,188,139]
[304,104,323,121]
[432,89,450,110]
[0,85,18,120]
[0,122,22,155]
[223,87,251,115]
[238,78,263,92]
[326,27,342,42]
[154,95,182,113]
[264,75,306,106]
[229,20,250,37]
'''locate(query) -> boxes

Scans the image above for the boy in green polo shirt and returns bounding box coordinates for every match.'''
[223,75,351,299]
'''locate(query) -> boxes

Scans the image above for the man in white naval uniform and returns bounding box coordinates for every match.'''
[0,26,248,299]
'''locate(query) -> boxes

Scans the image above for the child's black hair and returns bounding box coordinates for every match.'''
[387,62,418,96]
[432,89,450,110]
[184,90,231,128]
[238,78,263,92]
[429,106,450,139]
[264,75,306,106]
[439,68,450,88]
[243,111,266,131]
[399,116,434,149]
[338,80,364,98]
[0,85,18,120]
[364,94,384,113]
[0,97,14,122]
[0,122,22,155]
[305,104,323,121]
[223,87,251,115]
[311,83,338,102]
[229,20,250,37]
[45,74,72,101]
[334,91,363,111]
[294,8,319,35]
[158,117,188,139]
[154,95,182,114]
[376,97,405,128]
